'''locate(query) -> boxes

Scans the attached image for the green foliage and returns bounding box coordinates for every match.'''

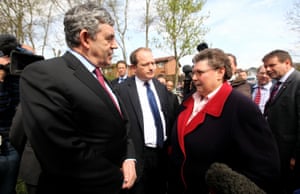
[16,178,28,194]
[156,0,208,58]
[155,0,208,85]
[105,74,116,81]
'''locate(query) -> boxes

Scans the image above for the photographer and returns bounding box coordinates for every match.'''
[0,34,36,194]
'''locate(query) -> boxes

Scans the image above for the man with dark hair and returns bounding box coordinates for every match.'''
[0,33,25,194]
[111,60,128,86]
[227,53,251,98]
[0,33,22,194]
[263,49,300,193]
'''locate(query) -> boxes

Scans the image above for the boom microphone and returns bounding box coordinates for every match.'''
[205,163,266,194]
[182,65,193,97]
[196,42,208,52]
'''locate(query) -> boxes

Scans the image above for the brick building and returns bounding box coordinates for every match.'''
[103,55,180,83]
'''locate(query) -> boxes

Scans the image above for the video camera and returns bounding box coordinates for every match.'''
[183,65,193,96]
[9,47,44,75]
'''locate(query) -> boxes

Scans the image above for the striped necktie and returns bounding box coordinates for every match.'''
[254,87,261,105]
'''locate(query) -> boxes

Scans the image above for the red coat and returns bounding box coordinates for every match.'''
[168,82,280,194]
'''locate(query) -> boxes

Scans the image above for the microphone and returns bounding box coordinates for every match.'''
[182,65,192,75]
[182,65,193,97]
[196,42,208,52]
[205,163,266,194]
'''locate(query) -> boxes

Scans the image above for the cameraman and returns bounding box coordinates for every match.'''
[0,34,34,194]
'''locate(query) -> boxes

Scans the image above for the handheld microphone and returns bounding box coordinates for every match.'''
[205,163,266,194]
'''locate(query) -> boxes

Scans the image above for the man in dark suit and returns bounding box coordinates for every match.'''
[115,47,179,194]
[20,3,136,194]
[263,49,300,193]
[10,105,41,194]
[111,60,128,87]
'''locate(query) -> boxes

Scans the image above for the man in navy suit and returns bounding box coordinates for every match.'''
[115,47,178,194]
[20,3,136,194]
[263,49,300,193]
[111,60,128,87]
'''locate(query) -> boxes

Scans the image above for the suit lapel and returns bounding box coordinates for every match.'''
[270,71,296,105]
[153,79,167,116]
[62,52,122,119]
[126,77,144,130]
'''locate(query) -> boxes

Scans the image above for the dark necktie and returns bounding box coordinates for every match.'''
[95,68,122,115]
[270,81,282,101]
[254,87,261,105]
[119,77,124,83]
[144,81,164,148]
[263,81,282,117]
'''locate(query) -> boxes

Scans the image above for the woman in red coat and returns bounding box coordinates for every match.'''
[168,48,280,194]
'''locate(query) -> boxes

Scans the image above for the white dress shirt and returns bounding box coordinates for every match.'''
[252,82,272,113]
[135,77,166,148]
[68,49,120,109]
[187,84,222,124]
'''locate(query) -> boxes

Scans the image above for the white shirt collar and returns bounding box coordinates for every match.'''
[279,68,295,83]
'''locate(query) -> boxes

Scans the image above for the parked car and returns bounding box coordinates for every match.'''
[246,76,257,84]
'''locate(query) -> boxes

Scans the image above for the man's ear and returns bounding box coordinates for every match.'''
[79,29,90,49]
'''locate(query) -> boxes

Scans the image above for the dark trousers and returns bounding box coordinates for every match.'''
[122,146,167,194]
[0,143,20,194]
[278,157,300,194]
[26,184,38,194]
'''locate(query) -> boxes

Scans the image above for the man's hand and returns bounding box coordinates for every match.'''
[290,157,296,170]
[121,159,136,189]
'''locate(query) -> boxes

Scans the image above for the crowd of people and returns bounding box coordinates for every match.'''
[0,2,300,194]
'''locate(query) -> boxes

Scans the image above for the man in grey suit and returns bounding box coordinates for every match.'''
[263,49,300,194]
[115,47,179,194]
[20,2,136,194]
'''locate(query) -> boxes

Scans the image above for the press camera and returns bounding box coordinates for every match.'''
[9,47,44,75]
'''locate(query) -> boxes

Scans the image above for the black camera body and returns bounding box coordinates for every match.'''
[9,49,44,75]
[183,65,193,97]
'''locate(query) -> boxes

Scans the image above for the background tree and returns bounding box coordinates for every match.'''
[156,0,208,85]
[105,0,129,61]
[287,0,300,38]
[286,0,300,60]
[144,0,155,48]
[0,0,56,56]
[50,0,106,57]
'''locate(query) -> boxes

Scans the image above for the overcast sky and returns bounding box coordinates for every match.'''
[51,0,299,70]
[118,0,299,70]
[176,0,300,69]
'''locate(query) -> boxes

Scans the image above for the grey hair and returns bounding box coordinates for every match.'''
[64,2,114,48]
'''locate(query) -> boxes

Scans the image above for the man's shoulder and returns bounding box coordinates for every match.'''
[292,69,300,79]
[115,76,135,91]
[111,78,119,85]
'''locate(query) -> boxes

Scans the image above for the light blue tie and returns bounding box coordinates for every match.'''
[119,77,124,83]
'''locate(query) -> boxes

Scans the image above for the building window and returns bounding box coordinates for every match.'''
[157,62,164,68]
